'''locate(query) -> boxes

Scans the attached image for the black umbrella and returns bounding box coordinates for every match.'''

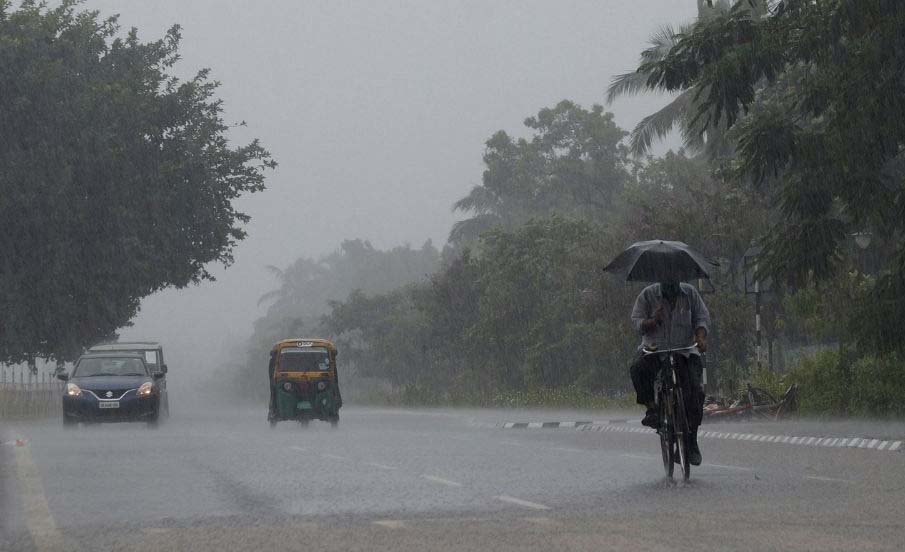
[603,240,718,282]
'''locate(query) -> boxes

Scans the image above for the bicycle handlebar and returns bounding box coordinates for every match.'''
[641,344,697,355]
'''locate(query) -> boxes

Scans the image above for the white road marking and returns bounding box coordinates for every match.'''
[321,453,348,460]
[524,516,558,525]
[552,446,585,453]
[366,462,398,470]
[421,475,463,487]
[15,442,64,552]
[703,463,753,472]
[621,453,656,460]
[500,440,527,447]
[495,495,551,511]
[889,441,902,451]
[878,441,890,450]
[373,520,406,529]
[527,422,543,429]
[806,475,852,483]
[289,446,307,452]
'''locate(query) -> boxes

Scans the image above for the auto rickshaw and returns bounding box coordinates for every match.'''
[267,338,342,428]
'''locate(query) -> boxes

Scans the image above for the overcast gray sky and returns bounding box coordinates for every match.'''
[82,0,696,377]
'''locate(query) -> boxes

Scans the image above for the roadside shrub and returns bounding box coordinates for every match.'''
[787,349,847,415]
[849,354,905,417]
[786,349,905,417]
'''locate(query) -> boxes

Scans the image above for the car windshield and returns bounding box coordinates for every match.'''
[73,357,147,377]
[279,348,330,372]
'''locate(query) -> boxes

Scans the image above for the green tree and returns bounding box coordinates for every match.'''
[0,1,275,364]
[633,0,905,355]
[450,101,631,244]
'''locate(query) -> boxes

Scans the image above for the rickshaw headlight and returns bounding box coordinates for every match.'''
[283,382,293,391]
[317,381,327,391]
[65,383,82,397]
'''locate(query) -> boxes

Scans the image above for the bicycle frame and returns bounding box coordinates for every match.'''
[643,345,696,480]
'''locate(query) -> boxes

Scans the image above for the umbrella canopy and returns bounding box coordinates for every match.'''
[603,240,718,282]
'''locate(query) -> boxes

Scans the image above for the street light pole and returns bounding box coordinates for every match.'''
[754,270,761,371]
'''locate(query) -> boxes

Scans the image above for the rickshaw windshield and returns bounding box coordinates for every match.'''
[279,347,330,372]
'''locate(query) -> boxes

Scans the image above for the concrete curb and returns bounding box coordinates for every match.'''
[498,420,904,453]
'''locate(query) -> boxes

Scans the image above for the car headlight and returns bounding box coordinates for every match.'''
[137,382,153,396]
[317,381,326,391]
[66,383,82,397]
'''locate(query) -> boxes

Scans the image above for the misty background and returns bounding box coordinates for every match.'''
[85,1,694,387]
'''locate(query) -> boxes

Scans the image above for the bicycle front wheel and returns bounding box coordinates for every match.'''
[674,387,691,481]
[659,397,674,479]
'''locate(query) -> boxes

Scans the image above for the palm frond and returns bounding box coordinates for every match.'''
[448,213,503,245]
[606,71,650,104]
[629,90,694,156]
[452,185,500,214]
[648,24,683,55]
[608,24,686,105]
[263,264,284,279]
[257,288,282,307]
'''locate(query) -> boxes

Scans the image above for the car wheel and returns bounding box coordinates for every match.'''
[329,415,339,429]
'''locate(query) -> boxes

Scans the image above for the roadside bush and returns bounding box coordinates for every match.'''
[786,349,905,417]
[787,349,847,415]
[849,354,905,417]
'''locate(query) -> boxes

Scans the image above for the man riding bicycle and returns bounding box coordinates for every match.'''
[630,280,710,465]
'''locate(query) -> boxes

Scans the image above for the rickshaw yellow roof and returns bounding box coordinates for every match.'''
[271,338,336,352]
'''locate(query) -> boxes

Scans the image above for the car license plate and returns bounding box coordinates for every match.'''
[98,401,120,409]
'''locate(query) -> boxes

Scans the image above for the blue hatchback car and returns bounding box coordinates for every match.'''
[59,353,166,428]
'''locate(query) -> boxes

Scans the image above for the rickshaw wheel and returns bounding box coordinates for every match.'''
[329,416,339,429]
[298,419,309,428]
[269,419,277,429]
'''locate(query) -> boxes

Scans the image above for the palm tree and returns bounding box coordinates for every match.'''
[606,0,750,157]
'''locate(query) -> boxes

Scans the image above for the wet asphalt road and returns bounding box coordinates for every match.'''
[2,406,904,551]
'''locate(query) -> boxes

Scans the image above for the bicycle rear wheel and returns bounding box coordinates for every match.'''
[658,396,674,478]
[673,387,691,481]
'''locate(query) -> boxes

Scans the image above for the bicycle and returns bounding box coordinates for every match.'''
[642,344,697,481]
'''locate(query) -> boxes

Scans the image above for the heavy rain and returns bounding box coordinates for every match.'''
[1,1,904,550]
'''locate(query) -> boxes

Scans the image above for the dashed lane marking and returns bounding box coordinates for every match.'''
[288,446,307,452]
[366,462,398,470]
[372,520,406,529]
[806,475,853,483]
[421,475,463,487]
[703,463,753,472]
[552,446,585,453]
[524,516,558,525]
[15,441,64,552]
[321,454,348,461]
[495,495,551,511]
